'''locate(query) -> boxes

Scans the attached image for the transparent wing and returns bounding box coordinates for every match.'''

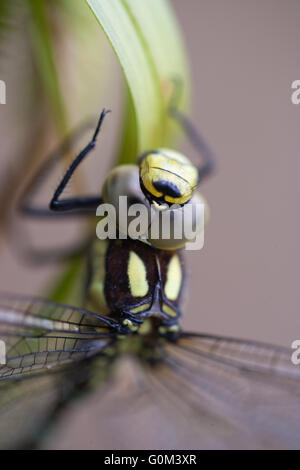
[41,333,300,450]
[0,294,119,448]
[0,368,74,449]
[0,293,120,380]
[152,333,300,449]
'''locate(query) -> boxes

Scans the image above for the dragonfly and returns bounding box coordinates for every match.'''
[0,107,300,449]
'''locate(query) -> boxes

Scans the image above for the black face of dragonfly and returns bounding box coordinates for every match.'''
[87,238,184,331]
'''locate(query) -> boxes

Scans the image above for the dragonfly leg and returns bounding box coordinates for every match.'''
[14,111,111,264]
[169,77,215,184]
[19,109,109,217]
[49,109,110,213]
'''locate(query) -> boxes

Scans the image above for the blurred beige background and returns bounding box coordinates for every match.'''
[0,0,299,351]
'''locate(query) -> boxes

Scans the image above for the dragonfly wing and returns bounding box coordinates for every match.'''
[0,293,119,380]
[41,355,214,450]
[1,302,299,450]
[0,294,119,448]
[39,333,300,450]
[0,368,71,449]
[154,333,300,449]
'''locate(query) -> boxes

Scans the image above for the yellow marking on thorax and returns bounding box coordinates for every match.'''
[164,254,182,301]
[130,303,151,314]
[162,304,178,318]
[128,251,149,297]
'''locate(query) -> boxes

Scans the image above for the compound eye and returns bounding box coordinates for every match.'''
[103,164,145,207]
[147,191,207,250]
[152,180,181,199]
[102,164,151,237]
[139,149,198,206]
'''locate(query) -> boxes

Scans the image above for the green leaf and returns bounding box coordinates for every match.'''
[48,255,87,305]
[27,0,68,135]
[0,0,15,49]
[124,0,190,145]
[85,0,189,164]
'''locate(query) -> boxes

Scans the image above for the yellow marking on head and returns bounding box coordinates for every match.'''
[164,254,182,301]
[130,303,151,314]
[128,251,149,297]
[140,149,198,205]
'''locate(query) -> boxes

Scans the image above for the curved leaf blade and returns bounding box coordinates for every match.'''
[86,0,164,158]
[125,0,190,145]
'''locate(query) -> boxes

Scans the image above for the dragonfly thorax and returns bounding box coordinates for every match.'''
[87,238,184,330]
